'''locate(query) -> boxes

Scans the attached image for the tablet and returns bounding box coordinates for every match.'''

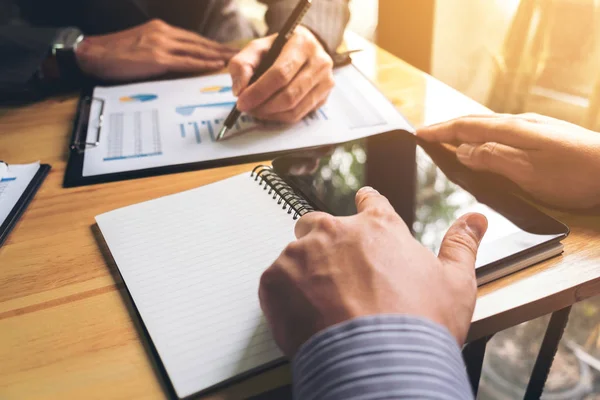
[272,130,569,285]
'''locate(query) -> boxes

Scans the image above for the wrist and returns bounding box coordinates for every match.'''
[298,25,332,58]
[74,36,110,79]
[73,37,91,75]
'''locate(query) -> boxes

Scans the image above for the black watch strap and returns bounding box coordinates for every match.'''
[52,27,85,84]
[55,48,84,83]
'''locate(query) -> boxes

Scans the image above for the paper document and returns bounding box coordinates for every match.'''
[96,173,296,398]
[82,65,412,177]
[0,162,40,226]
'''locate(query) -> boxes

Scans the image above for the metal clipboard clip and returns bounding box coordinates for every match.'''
[70,96,105,153]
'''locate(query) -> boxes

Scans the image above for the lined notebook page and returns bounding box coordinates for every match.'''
[95,173,297,398]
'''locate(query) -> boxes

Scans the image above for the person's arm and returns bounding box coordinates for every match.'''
[0,19,239,102]
[0,25,61,100]
[228,0,350,124]
[294,315,473,400]
[259,187,488,398]
[259,0,350,53]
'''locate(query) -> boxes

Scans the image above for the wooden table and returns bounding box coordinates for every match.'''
[2,32,600,400]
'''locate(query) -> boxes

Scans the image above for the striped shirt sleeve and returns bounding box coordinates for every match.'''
[259,0,350,53]
[292,315,474,400]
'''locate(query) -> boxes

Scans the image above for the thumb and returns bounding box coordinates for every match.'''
[438,213,488,270]
[355,186,395,214]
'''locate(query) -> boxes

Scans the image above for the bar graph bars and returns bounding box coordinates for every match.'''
[178,109,330,144]
[179,121,216,143]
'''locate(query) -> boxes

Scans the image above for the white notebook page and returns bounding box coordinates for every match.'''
[95,173,296,398]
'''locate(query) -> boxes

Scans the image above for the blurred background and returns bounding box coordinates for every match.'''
[239,0,600,398]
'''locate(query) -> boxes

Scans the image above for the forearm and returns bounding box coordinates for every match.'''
[260,0,350,53]
[293,315,474,400]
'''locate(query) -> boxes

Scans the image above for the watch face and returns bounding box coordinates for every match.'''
[54,28,84,51]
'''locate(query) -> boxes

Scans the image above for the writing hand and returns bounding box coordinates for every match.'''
[228,26,334,123]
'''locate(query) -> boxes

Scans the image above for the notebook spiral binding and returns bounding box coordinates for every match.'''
[251,165,314,220]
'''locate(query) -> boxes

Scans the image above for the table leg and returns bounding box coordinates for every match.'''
[523,306,572,399]
[462,335,491,396]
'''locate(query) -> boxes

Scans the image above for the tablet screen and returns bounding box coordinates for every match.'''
[272,130,568,269]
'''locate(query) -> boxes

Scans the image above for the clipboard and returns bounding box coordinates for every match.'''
[63,53,364,188]
[0,164,51,247]
[63,86,310,188]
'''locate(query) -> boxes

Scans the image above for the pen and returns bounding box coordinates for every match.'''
[332,49,362,67]
[216,0,312,141]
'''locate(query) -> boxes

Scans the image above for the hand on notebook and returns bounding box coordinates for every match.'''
[228,26,334,123]
[259,187,488,357]
[75,19,237,81]
[417,113,600,209]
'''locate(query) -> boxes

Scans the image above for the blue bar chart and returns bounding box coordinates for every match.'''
[179,121,217,143]
[178,109,330,144]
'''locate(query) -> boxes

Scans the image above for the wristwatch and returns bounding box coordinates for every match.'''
[51,27,85,81]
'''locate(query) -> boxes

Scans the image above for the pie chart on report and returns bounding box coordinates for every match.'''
[120,94,158,103]
[200,86,232,93]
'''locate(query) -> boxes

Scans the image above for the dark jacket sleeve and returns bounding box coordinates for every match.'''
[0,25,60,92]
[0,0,59,99]
[259,0,350,53]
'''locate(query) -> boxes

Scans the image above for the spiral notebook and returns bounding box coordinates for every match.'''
[95,168,311,399]
[95,136,568,398]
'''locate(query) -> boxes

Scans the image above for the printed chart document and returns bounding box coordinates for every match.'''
[0,162,40,226]
[96,173,296,398]
[82,65,412,177]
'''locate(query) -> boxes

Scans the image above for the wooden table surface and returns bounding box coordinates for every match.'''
[1,32,600,400]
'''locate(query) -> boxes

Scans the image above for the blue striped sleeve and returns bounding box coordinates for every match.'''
[292,315,474,400]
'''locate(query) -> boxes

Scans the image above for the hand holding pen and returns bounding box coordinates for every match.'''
[219,0,337,140]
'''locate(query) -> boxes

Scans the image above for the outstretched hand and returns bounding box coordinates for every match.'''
[76,19,237,81]
[417,113,600,209]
